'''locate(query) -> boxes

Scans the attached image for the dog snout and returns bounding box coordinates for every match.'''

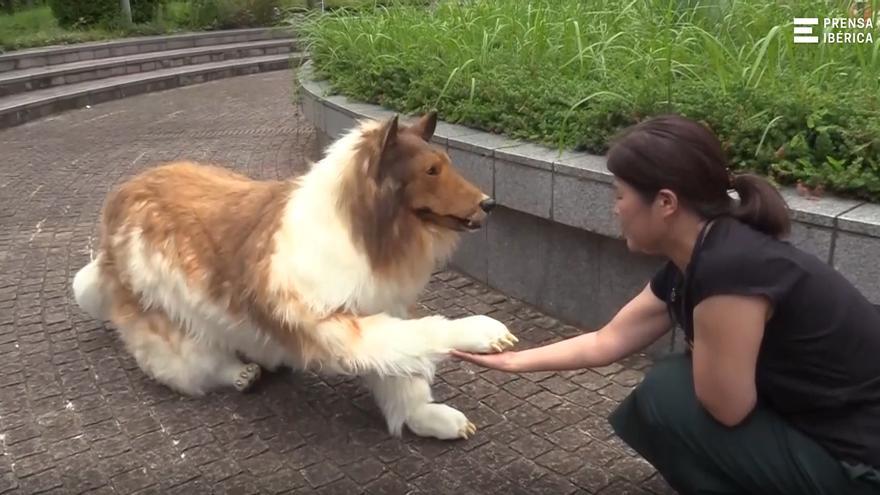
[479,197,496,213]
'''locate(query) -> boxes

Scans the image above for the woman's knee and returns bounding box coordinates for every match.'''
[609,354,696,441]
[630,354,700,428]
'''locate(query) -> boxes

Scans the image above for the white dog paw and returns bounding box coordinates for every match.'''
[450,315,518,354]
[405,403,476,440]
[233,363,261,392]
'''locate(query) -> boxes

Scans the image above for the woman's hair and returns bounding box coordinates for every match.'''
[605,113,791,239]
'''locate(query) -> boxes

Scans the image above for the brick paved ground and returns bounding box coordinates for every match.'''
[0,71,676,495]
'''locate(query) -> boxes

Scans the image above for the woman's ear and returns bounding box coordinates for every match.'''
[655,188,679,214]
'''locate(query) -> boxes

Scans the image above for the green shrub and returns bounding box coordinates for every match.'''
[47,0,165,28]
[0,5,56,35]
[132,0,167,24]
[0,5,107,51]
[188,0,281,28]
[48,0,117,28]
[303,0,880,202]
[160,0,194,26]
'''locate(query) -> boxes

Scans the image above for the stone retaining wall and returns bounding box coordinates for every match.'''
[0,28,291,72]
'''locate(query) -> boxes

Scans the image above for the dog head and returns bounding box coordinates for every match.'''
[363,111,495,232]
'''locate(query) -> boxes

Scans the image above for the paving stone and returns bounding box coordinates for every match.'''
[256,467,307,493]
[564,388,606,408]
[389,455,431,480]
[459,377,500,399]
[545,424,595,452]
[466,404,505,429]
[549,401,592,424]
[482,390,521,413]
[571,463,614,492]
[598,479,653,494]
[526,471,579,495]
[212,472,260,495]
[509,433,555,459]
[600,383,635,402]
[342,457,386,485]
[538,375,581,395]
[593,363,625,376]
[502,377,543,400]
[609,456,658,483]
[111,467,156,494]
[365,472,409,494]
[499,457,547,487]
[17,468,63,494]
[535,448,589,476]
[578,413,618,441]
[315,477,363,495]
[301,462,344,488]
[530,416,568,436]
[643,472,677,494]
[572,370,614,391]
[506,402,550,427]
[527,390,565,410]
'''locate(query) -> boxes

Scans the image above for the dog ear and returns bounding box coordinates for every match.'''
[366,114,399,181]
[380,114,399,154]
[407,111,437,142]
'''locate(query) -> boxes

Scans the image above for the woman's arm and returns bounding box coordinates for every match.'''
[691,294,768,427]
[452,283,672,372]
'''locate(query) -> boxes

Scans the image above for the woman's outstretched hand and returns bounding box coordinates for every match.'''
[449,349,520,372]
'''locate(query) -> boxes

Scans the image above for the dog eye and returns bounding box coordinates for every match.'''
[426,166,439,176]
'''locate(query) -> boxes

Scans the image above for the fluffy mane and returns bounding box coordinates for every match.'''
[267,119,460,319]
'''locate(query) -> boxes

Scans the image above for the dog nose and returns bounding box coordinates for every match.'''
[480,198,496,212]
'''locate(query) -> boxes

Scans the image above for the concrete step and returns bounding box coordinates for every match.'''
[0,39,298,97]
[0,27,295,73]
[0,53,302,129]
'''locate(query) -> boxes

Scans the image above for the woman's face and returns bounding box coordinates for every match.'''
[612,178,671,255]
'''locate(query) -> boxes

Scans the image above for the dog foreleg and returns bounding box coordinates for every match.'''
[310,312,516,439]
[362,373,476,440]
[313,313,517,382]
[314,313,518,381]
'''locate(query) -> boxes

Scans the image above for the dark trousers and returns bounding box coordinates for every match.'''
[609,353,880,495]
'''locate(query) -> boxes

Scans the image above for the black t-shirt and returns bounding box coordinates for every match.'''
[650,215,880,470]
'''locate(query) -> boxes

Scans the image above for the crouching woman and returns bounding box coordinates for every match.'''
[453,114,880,495]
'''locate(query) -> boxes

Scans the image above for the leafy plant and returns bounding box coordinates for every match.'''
[301,0,880,201]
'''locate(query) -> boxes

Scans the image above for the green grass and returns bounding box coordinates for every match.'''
[0,1,311,53]
[302,0,880,202]
[0,6,182,52]
[0,1,400,53]
[0,6,110,51]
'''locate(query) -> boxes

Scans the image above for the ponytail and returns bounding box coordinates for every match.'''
[729,173,791,239]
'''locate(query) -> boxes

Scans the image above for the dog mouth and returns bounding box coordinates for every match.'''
[416,208,484,231]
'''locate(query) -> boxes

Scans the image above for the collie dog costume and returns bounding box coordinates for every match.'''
[71,111,519,440]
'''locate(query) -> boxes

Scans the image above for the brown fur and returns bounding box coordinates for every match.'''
[97,162,315,353]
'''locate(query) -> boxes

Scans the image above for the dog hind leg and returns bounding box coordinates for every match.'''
[72,256,107,320]
[109,296,261,395]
